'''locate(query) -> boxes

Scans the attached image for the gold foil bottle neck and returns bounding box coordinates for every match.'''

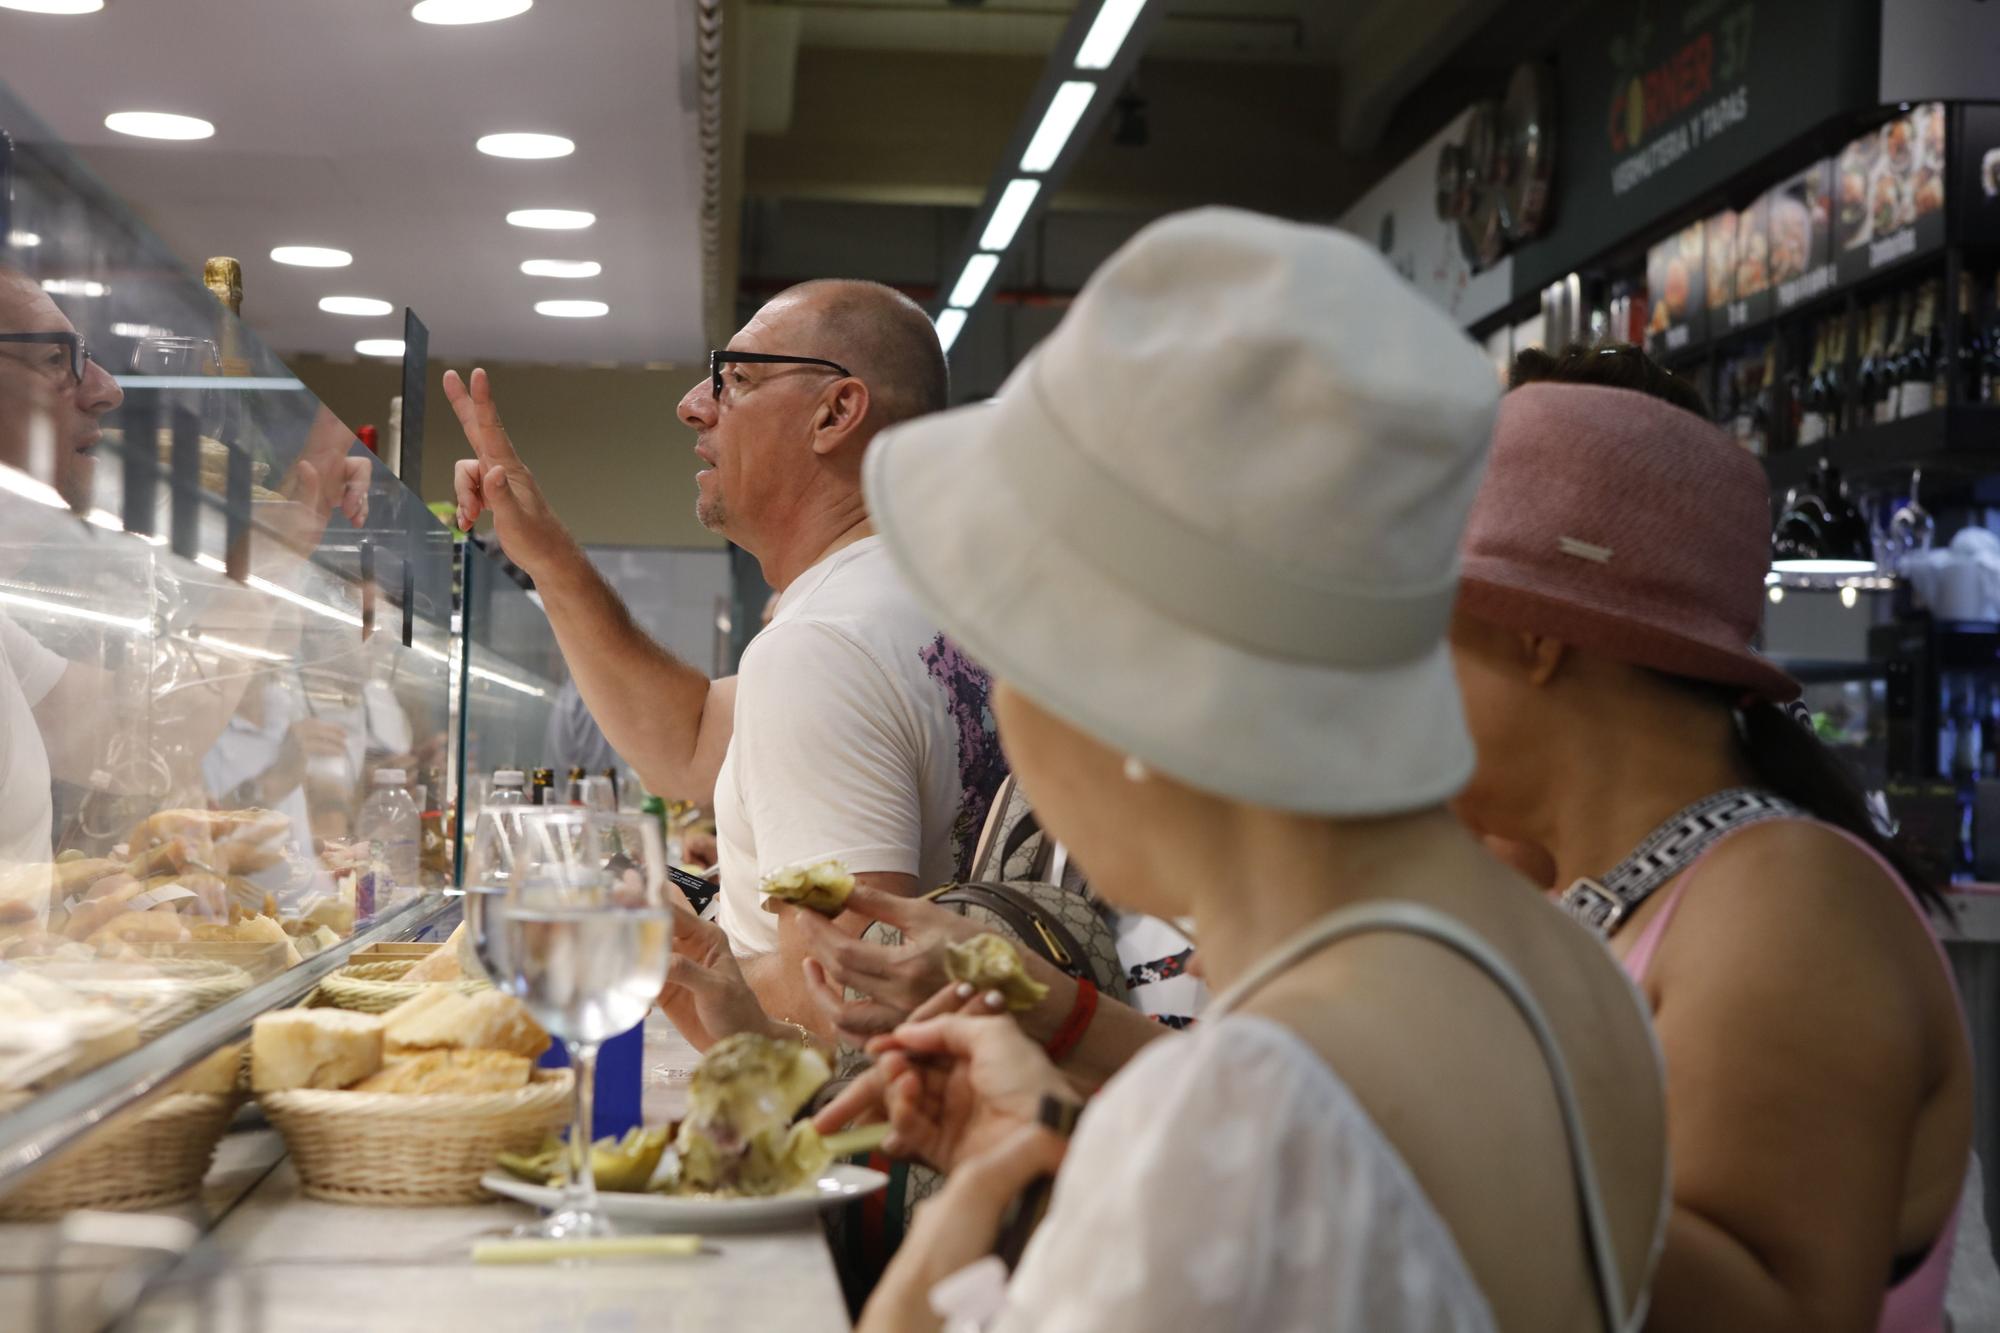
[203,257,243,314]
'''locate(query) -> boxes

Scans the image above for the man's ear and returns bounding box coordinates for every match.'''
[810,379,872,456]
[1521,632,1567,687]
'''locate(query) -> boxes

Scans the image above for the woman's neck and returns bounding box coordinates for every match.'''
[1179,806,1483,1000]
[1515,701,1754,893]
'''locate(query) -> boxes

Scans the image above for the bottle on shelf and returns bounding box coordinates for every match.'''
[489,769,530,807]
[1856,302,1888,429]
[601,767,621,810]
[1879,289,1911,425]
[1899,280,1938,419]
[1799,324,1831,445]
[1950,273,1977,409]
[1748,345,1778,457]
[530,767,556,805]
[202,256,252,379]
[1823,312,1850,440]
[1984,273,2000,404]
[358,768,422,914]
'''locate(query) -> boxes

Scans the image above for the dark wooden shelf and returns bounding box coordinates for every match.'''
[1762,406,2000,494]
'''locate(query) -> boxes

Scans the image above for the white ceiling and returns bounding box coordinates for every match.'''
[0,0,707,366]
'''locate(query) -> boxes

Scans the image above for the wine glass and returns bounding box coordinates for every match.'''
[462,806,671,1238]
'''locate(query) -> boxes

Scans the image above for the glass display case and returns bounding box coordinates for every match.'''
[0,76,569,1242]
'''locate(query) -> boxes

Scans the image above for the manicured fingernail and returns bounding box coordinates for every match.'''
[984,990,1005,1010]
[955,983,975,1000]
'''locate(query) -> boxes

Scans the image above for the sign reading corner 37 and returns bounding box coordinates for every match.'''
[1512,0,1877,296]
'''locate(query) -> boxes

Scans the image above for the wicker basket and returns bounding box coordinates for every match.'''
[309,957,489,1014]
[261,1069,571,1206]
[9,958,252,1039]
[0,1091,239,1220]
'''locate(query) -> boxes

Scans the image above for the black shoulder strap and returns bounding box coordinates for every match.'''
[1558,788,1805,935]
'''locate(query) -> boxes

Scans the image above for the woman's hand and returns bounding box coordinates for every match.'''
[868,1013,1073,1175]
[656,897,780,1051]
[812,982,1016,1135]
[789,886,990,1046]
[858,1122,1069,1333]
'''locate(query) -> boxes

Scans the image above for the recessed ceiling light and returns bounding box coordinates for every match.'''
[0,0,104,13]
[478,132,574,160]
[535,299,608,318]
[7,231,41,248]
[40,278,105,297]
[355,339,406,358]
[271,245,353,268]
[411,0,530,24]
[319,295,393,317]
[520,259,602,279]
[507,209,595,230]
[104,111,215,141]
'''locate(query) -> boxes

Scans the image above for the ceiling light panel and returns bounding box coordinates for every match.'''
[411,0,531,24]
[1075,0,1149,70]
[319,296,393,317]
[535,299,608,318]
[507,209,595,230]
[271,245,352,268]
[1019,81,1097,173]
[520,259,602,279]
[948,254,1001,308]
[934,308,968,354]
[980,179,1043,252]
[355,339,406,357]
[104,111,214,141]
[0,0,103,12]
[477,132,574,160]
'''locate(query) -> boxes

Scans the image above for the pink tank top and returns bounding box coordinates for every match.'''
[1619,820,1965,1333]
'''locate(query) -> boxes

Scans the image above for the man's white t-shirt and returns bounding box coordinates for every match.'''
[713,537,1005,955]
[0,616,65,898]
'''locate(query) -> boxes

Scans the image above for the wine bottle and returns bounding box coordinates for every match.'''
[1857,303,1887,427]
[1799,324,1831,445]
[1984,274,2000,404]
[1951,273,1977,408]
[1879,292,1910,425]
[1824,312,1849,439]
[1898,281,1937,419]
[1749,345,1777,457]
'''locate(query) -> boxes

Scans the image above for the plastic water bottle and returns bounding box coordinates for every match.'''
[489,769,530,807]
[358,768,422,910]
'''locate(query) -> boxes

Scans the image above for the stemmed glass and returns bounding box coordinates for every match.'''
[463,806,671,1238]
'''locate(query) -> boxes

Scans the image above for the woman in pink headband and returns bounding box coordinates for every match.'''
[1449,344,1975,1333]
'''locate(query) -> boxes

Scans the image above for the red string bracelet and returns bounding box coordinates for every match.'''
[1043,978,1098,1064]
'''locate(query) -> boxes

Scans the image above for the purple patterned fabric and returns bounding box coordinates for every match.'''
[920,634,1008,880]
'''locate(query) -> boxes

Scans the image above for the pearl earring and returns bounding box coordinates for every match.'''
[1123,755,1150,783]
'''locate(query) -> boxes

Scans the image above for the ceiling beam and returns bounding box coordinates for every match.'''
[1336,0,1508,153]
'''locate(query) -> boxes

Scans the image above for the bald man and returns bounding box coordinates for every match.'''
[448,280,1006,1047]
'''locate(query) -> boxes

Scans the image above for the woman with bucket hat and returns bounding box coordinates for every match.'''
[1448,344,1975,1332]
[841,211,1669,1333]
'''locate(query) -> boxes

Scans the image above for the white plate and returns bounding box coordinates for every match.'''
[480,1163,888,1231]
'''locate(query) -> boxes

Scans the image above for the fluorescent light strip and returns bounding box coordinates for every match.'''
[0,588,150,633]
[193,553,227,573]
[183,631,288,663]
[1769,558,1877,575]
[1020,81,1098,173]
[245,574,365,628]
[116,376,307,391]
[948,254,1002,308]
[470,664,549,698]
[935,308,968,353]
[1075,0,1148,70]
[0,465,67,511]
[980,179,1043,251]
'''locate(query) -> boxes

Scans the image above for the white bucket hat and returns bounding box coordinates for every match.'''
[864,207,1501,816]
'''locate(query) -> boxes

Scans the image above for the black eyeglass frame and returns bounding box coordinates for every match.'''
[0,331,87,384]
[709,350,853,403]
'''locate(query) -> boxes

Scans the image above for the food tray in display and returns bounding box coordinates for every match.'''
[262,1069,571,1206]
[479,1163,890,1231]
[0,1091,239,1220]
[310,957,488,1013]
[8,958,252,1040]
[1836,104,1947,286]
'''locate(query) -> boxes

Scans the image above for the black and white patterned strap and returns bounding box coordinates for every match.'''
[1559,788,1805,936]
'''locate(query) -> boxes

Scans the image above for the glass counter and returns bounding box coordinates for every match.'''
[0,75,567,1224]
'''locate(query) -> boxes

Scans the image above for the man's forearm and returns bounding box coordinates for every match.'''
[741,947,823,1039]
[532,547,726,805]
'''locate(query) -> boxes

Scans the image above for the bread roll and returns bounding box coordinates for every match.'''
[251,1009,384,1092]
[401,930,465,983]
[168,1040,245,1096]
[351,1049,530,1095]
[84,910,189,949]
[383,989,549,1060]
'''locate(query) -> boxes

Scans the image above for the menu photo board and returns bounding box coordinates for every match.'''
[1772,158,1836,313]
[1959,104,2000,245]
[1723,191,1774,331]
[1835,103,1948,285]
[1646,219,1708,355]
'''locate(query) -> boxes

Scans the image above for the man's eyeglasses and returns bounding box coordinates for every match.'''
[0,331,88,384]
[709,350,852,404]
